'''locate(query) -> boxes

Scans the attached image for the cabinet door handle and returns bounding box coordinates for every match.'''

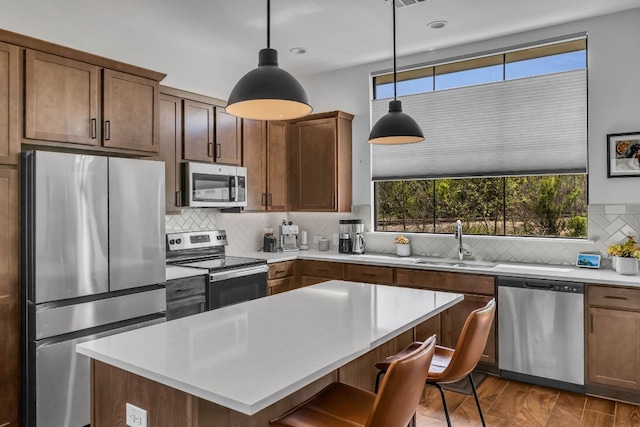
[268,193,273,206]
[91,118,97,139]
[105,120,111,140]
[262,193,267,206]
[217,143,222,158]
[176,191,182,207]
[207,142,213,158]
[331,192,335,208]
[590,313,594,334]
[603,295,628,300]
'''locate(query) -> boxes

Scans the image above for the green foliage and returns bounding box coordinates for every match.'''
[375,174,587,238]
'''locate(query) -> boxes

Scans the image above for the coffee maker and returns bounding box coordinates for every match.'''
[339,219,365,254]
[279,221,299,252]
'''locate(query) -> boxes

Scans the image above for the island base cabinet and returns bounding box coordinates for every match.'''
[90,360,337,427]
[587,307,640,391]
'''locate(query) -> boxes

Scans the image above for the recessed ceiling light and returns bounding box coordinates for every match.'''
[427,20,447,29]
[290,47,306,55]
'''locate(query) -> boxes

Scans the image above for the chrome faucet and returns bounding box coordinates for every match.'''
[454,220,472,261]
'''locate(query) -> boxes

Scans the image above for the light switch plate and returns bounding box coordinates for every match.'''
[126,403,147,427]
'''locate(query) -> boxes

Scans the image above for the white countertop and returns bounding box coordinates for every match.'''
[228,249,640,287]
[76,281,462,415]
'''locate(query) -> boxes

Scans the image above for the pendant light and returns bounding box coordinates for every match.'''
[368,0,424,144]
[226,0,312,121]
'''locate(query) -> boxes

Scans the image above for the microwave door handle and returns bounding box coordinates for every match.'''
[230,177,236,202]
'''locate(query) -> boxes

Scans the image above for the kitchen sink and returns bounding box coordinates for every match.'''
[413,259,497,270]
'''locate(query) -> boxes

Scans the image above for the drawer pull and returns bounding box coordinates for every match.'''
[362,273,377,277]
[603,295,628,300]
[276,270,287,274]
[317,269,329,273]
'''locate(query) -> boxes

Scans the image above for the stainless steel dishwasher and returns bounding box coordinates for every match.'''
[498,276,585,393]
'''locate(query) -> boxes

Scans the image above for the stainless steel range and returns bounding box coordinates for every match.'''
[166,230,268,310]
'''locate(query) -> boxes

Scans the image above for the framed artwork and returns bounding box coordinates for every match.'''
[608,132,640,177]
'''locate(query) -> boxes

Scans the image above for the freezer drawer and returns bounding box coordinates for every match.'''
[35,288,166,339]
[31,316,165,427]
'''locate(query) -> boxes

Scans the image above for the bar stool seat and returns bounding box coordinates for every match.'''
[271,335,436,427]
[374,299,496,427]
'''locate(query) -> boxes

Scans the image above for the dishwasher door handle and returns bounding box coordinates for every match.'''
[523,282,554,290]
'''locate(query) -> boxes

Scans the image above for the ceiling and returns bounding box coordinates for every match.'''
[2,0,640,99]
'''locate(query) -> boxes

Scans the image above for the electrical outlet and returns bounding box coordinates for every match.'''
[313,236,321,244]
[333,234,339,246]
[126,403,147,427]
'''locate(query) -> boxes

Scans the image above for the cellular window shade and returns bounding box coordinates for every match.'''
[371,70,587,180]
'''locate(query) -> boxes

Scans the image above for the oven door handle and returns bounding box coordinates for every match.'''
[209,265,269,282]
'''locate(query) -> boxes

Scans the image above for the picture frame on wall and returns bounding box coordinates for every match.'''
[607,132,640,177]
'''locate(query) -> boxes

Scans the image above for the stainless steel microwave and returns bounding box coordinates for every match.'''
[182,162,247,208]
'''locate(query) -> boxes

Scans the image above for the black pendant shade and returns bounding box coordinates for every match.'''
[226,0,311,121]
[369,100,424,144]
[368,0,424,144]
[226,48,311,121]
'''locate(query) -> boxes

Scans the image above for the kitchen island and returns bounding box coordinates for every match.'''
[77,280,462,426]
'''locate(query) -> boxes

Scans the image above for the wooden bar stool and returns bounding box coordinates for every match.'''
[374,299,496,427]
[270,335,436,427]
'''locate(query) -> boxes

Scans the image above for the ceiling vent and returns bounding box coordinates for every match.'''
[385,0,429,7]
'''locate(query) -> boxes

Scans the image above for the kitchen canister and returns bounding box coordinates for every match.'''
[318,238,329,251]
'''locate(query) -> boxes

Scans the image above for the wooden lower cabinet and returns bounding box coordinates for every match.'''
[587,285,640,399]
[344,264,394,284]
[268,261,295,295]
[0,167,20,426]
[299,260,344,289]
[396,267,496,366]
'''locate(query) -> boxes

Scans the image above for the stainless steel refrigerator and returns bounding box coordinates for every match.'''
[21,151,167,427]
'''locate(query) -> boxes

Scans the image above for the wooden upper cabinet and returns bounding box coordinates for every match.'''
[241,119,287,211]
[266,121,288,211]
[25,50,161,153]
[103,69,159,152]
[288,111,352,212]
[0,42,19,165]
[183,99,214,162]
[242,119,267,211]
[158,93,183,214]
[25,49,100,146]
[215,109,241,165]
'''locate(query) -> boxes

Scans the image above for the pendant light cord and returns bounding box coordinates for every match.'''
[267,0,271,49]
[393,0,397,101]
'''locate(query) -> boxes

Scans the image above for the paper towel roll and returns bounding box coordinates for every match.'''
[300,231,308,245]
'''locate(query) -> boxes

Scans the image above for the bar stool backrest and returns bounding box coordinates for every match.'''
[366,335,436,427]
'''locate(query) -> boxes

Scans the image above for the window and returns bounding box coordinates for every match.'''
[373,39,586,99]
[375,175,587,238]
[371,37,588,239]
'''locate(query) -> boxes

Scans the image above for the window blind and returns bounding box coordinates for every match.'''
[371,70,587,180]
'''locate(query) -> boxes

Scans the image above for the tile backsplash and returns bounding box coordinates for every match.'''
[166,204,640,266]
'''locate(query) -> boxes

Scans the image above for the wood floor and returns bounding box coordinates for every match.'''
[416,375,640,427]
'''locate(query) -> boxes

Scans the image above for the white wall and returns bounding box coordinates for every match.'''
[299,7,640,206]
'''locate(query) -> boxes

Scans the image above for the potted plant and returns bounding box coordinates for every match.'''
[607,236,640,275]
[394,235,411,257]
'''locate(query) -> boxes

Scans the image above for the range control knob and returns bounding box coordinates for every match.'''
[176,239,182,244]
[169,239,175,245]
